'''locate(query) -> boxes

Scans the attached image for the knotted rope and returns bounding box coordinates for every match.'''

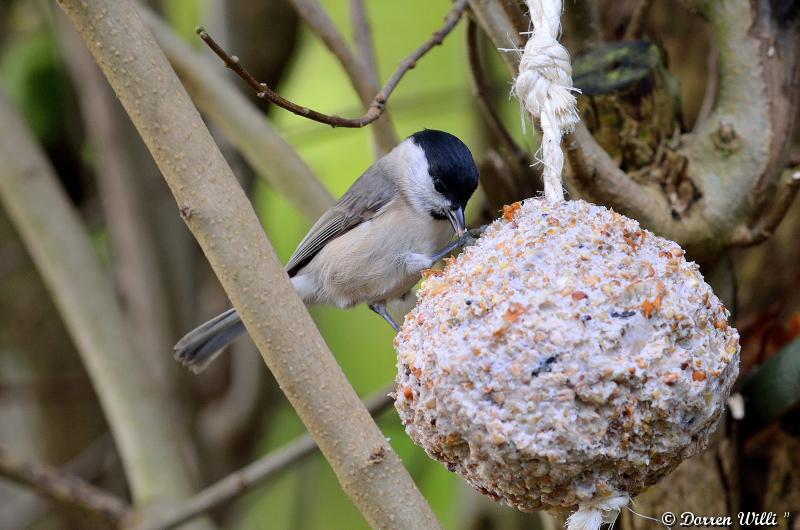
[512,0,580,202]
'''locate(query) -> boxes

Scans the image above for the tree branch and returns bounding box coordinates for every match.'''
[350,0,380,90]
[562,0,603,54]
[471,0,800,262]
[466,16,527,162]
[731,167,800,246]
[55,0,441,527]
[137,384,395,530]
[140,7,334,221]
[0,91,214,530]
[0,446,128,525]
[57,12,186,413]
[288,0,398,154]
[467,0,527,77]
[197,0,468,129]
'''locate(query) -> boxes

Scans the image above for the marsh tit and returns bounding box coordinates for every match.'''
[175,129,479,372]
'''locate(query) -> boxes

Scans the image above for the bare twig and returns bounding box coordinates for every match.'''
[56,0,440,527]
[466,17,527,162]
[0,446,128,525]
[198,0,469,129]
[289,0,397,153]
[141,7,334,221]
[3,434,117,529]
[137,384,395,530]
[0,92,213,530]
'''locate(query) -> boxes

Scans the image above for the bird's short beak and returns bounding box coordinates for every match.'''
[446,207,466,237]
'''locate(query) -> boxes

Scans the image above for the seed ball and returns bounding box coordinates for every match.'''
[394,198,739,512]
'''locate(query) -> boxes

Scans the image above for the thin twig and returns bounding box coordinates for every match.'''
[289,0,374,102]
[141,7,333,221]
[0,446,129,525]
[135,384,396,530]
[289,0,398,152]
[466,16,527,163]
[6,434,118,529]
[197,0,469,128]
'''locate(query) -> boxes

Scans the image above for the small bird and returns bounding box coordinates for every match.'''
[174,129,479,372]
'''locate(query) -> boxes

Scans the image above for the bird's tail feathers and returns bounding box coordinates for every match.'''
[174,308,245,373]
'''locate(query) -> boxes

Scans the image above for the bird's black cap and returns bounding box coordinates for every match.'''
[410,129,479,210]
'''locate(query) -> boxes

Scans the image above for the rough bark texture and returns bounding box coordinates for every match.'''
[55,1,440,528]
[0,91,213,530]
[471,0,800,264]
[567,0,800,262]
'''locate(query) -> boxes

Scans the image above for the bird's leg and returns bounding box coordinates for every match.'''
[429,236,467,264]
[368,301,400,332]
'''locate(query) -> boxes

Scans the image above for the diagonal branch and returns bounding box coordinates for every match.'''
[55,0,440,528]
[136,384,395,530]
[350,0,380,90]
[141,7,334,221]
[0,91,213,530]
[198,0,468,129]
[56,12,186,413]
[289,0,397,154]
[0,446,129,525]
[466,16,527,163]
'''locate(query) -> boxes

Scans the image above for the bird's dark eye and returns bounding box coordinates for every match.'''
[433,178,446,194]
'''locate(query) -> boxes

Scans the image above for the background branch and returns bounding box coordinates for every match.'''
[198,0,468,130]
[350,0,380,90]
[56,13,187,418]
[55,0,441,527]
[470,0,800,263]
[562,0,603,54]
[138,384,395,530]
[289,0,398,154]
[0,446,128,525]
[142,7,334,221]
[466,16,527,163]
[0,91,213,530]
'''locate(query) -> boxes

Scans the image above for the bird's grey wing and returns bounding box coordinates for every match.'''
[285,164,395,277]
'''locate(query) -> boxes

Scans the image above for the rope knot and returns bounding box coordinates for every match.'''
[511,0,580,202]
[566,495,630,530]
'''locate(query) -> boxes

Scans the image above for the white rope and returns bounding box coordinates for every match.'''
[512,0,580,203]
[566,495,630,530]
